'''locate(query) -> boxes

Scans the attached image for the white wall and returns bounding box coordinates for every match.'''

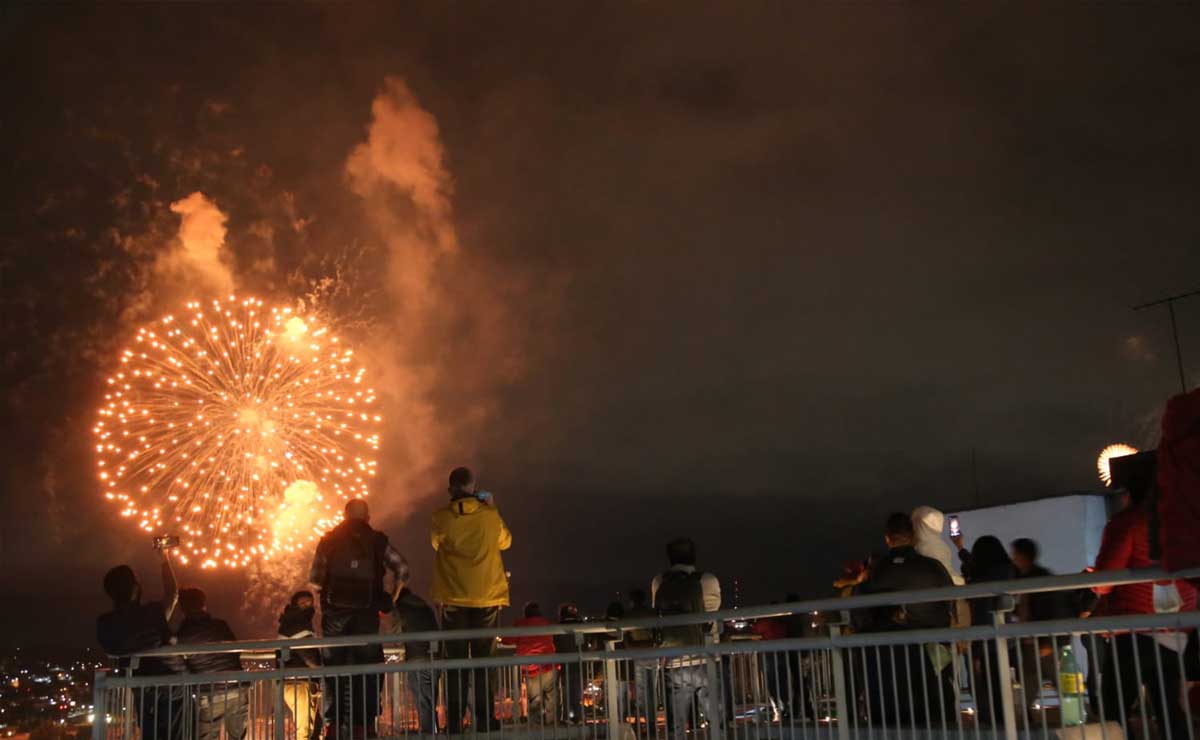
[947,494,1110,575]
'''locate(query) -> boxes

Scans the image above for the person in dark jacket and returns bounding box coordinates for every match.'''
[958,536,1014,623]
[309,499,409,737]
[1006,537,1088,726]
[854,513,957,728]
[175,588,247,740]
[955,535,1013,728]
[388,587,440,734]
[278,591,321,740]
[96,548,183,740]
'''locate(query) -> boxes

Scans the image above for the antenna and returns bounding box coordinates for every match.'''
[1133,288,1199,394]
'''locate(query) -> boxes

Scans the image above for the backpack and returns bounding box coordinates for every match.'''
[323,525,382,610]
[654,570,706,647]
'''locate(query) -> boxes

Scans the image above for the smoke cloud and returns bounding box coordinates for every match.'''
[345,77,533,518]
[343,78,461,512]
[160,192,236,295]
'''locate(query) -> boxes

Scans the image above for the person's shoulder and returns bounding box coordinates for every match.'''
[214,618,237,640]
[908,551,954,581]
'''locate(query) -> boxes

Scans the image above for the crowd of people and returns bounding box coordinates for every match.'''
[94,389,1200,739]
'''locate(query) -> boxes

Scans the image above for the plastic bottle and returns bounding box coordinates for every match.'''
[1058,643,1086,726]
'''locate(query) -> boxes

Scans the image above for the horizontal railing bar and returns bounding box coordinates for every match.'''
[99,610,1200,690]
[125,565,1200,659]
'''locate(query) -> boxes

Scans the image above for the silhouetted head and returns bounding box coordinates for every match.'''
[1010,538,1040,574]
[666,537,697,566]
[524,601,542,618]
[179,587,207,618]
[448,467,476,496]
[629,588,648,608]
[606,601,625,620]
[290,590,315,610]
[558,602,579,622]
[103,565,140,605]
[971,536,1012,580]
[344,499,370,522]
[884,512,915,548]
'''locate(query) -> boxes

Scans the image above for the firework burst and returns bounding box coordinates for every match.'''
[94,296,381,568]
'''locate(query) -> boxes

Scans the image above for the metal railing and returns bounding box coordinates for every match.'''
[93,567,1200,740]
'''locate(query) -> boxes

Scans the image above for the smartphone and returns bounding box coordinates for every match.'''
[948,515,961,539]
[153,535,181,550]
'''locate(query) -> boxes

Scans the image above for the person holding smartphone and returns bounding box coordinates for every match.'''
[431,466,513,733]
[96,540,183,739]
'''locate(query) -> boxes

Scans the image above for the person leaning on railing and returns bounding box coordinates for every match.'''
[174,588,248,740]
[387,587,440,734]
[277,591,321,740]
[512,602,559,725]
[97,545,184,740]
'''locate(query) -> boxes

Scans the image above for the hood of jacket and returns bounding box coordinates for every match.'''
[912,506,945,538]
[910,506,965,585]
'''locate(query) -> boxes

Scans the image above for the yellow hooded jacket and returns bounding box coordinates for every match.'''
[431,496,512,608]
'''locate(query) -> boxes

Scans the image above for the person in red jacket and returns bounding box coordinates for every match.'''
[1092,489,1197,739]
[1158,388,1200,580]
[514,602,559,724]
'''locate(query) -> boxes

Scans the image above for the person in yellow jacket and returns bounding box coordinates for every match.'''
[432,466,512,733]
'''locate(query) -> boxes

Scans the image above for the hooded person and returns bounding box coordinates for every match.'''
[911,506,965,586]
[1158,388,1200,581]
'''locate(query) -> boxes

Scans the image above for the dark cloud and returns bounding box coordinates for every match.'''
[2,3,1199,649]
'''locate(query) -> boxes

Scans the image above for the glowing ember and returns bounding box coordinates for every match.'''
[94,296,382,568]
[1097,443,1139,486]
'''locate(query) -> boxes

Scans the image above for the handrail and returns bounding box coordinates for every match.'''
[123,565,1200,659]
[98,609,1200,689]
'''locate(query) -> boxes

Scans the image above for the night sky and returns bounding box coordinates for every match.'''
[2,3,1199,652]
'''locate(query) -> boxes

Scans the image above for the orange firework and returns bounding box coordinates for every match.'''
[94,296,381,568]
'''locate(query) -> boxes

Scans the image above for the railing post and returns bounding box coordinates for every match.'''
[604,639,623,738]
[828,623,851,740]
[703,633,725,740]
[275,648,289,740]
[992,603,1019,740]
[92,671,107,740]
[121,668,133,740]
